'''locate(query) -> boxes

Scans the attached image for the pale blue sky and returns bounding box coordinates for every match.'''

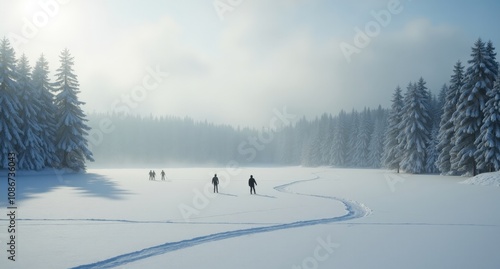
[1,0,499,127]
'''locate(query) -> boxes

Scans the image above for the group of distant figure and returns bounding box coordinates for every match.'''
[148,170,257,194]
[148,170,166,181]
[212,174,257,195]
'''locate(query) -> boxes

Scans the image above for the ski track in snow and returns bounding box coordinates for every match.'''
[34,172,373,269]
[5,218,282,226]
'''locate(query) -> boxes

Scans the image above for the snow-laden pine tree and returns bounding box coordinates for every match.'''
[318,113,334,165]
[330,110,348,167]
[395,87,410,171]
[353,108,373,167]
[368,109,387,168]
[346,110,360,167]
[431,85,446,130]
[425,127,439,173]
[437,84,447,116]
[0,38,24,168]
[425,87,442,174]
[474,75,500,172]
[382,86,404,172]
[398,80,431,174]
[54,49,93,171]
[451,39,496,176]
[32,54,59,167]
[16,54,45,170]
[486,40,499,80]
[437,61,464,174]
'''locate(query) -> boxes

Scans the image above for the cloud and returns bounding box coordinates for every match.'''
[80,2,473,127]
[1,1,489,128]
[331,17,469,111]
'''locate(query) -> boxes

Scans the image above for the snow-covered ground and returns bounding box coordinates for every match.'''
[461,171,500,187]
[1,167,499,268]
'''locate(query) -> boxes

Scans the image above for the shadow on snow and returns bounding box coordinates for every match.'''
[0,169,131,206]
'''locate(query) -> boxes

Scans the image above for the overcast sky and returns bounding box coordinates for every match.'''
[1,0,500,128]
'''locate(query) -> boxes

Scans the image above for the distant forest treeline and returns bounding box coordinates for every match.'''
[87,88,443,169]
[86,109,389,168]
[89,38,500,177]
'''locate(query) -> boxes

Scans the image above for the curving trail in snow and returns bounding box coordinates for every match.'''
[71,173,371,269]
[274,174,372,220]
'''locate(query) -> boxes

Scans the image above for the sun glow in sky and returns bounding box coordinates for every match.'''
[1,0,500,128]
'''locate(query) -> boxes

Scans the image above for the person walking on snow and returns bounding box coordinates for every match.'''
[149,170,153,180]
[249,175,257,194]
[152,170,156,180]
[161,170,166,181]
[212,174,219,193]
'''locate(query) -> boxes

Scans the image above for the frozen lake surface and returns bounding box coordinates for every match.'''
[1,167,499,268]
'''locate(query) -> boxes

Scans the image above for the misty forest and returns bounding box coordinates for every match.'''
[1,37,499,177]
[4,1,500,268]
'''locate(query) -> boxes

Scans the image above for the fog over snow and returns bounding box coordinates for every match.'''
[1,0,500,127]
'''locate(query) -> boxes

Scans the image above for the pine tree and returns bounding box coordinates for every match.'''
[346,110,360,167]
[353,108,372,167]
[451,39,496,175]
[426,127,439,173]
[475,74,500,172]
[318,113,334,165]
[425,85,442,174]
[398,80,431,174]
[32,54,59,167]
[330,110,348,167]
[382,86,404,172]
[431,85,446,130]
[16,54,45,170]
[486,40,499,81]
[368,112,386,168]
[0,38,24,168]
[437,61,464,174]
[437,84,447,115]
[54,49,94,171]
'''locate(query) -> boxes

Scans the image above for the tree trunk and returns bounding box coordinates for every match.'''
[473,159,477,176]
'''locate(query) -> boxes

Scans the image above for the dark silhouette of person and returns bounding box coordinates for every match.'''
[149,170,153,180]
[152,170,156,180]
[212,174,219,193]
[161,170,166,181]
[249,175,257,194]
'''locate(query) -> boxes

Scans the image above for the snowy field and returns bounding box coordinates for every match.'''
[1,167,500,269]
